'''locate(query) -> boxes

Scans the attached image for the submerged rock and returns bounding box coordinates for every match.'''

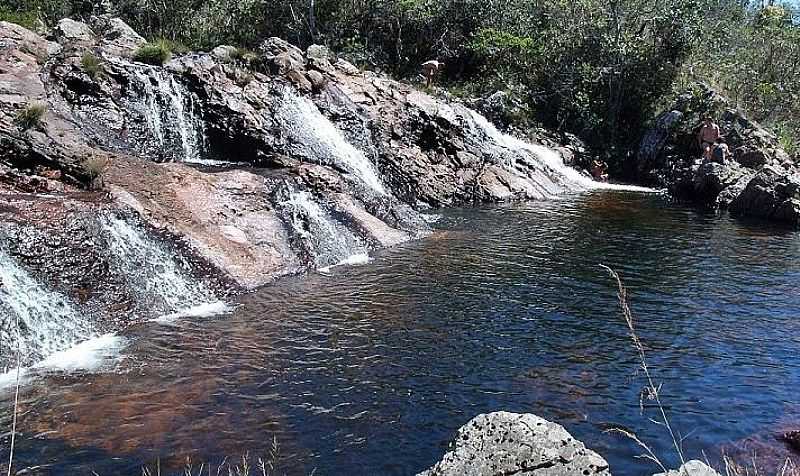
[783,430,800,453]
[419,412,611,476]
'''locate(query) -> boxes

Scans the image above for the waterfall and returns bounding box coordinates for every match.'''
[465,109,654,194]
[131,67,207,163]
[101,216,222,316]
[276,88,386,195]
[0,248,94,369]
[282,191,369,268]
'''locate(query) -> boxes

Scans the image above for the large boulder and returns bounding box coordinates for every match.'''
[52,18,96,46]
[419,412,611,476]
[729,166,800,226]
[652,460,721,476]
[90,16,146,56]
[692,161,749,202]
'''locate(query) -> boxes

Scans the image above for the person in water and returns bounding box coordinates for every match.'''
[421,60,444,88]
[712,137,730,163]
[697,116,721,161]
[590,159,609,182]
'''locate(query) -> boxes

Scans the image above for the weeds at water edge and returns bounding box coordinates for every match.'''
[721,451,799,476]
[138,436,301,476]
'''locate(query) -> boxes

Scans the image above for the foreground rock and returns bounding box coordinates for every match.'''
[652,460,721,476]
[637,83,800,226]
[419,412,611,476]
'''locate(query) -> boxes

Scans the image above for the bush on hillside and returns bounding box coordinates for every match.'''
[80,52,102,78]
[14,102,46,130]
[133,40,172,66]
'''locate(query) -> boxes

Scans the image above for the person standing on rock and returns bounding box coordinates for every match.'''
[697,116,721,161]
[421,60,444,88]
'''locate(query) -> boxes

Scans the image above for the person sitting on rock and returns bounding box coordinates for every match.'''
[590,159,609,182]
[421,60,444,88]
[712,137,730,163]
[697,116,721,161]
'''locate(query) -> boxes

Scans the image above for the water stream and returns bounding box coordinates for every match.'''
[0,248,94,370]
[3,193,799,475]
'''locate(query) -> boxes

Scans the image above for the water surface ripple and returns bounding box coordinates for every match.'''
[3,192,800,475]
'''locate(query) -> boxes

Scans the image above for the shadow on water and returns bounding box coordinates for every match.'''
[2,191,800,475]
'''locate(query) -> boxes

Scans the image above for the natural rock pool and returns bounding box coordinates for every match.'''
[2,191,800,475]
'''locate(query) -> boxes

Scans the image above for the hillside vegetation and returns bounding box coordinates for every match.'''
[3,0,798,162]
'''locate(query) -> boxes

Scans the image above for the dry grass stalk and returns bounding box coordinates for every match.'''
[601,264,687,471]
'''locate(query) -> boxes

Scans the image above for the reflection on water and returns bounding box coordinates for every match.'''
[3,192,800,475]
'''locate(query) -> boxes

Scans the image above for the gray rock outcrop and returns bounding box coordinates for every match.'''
[419,412,611,476]
[652,460,721,476]
[636,82,800,226]
[729,166,800,225]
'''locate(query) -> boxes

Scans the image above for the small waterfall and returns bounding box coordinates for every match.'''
[276,88,386,195]
[465,109,654,194]
[131,67,207,163]
[0,248,94,369]
[101,216,221,316]
[282,191,368,268]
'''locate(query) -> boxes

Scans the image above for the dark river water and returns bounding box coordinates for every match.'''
[3,191,800,475]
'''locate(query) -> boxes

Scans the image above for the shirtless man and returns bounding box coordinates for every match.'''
[697,116,721,161]
[421,60,444,88]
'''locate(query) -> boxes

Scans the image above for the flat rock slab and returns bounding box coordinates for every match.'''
[419,411,611,476]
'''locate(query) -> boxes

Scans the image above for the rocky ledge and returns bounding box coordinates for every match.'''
[419,412,721,476]
[0,17,602,365]
[637,83,800,226]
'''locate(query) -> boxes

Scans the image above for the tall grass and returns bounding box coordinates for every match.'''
[139,437,289,476]
[14,102,46,130]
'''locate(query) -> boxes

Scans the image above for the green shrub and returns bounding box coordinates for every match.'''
[14,102,46,130]
[80,52,103,78]
[80,156,109,190]
[134,40,172,66]
[230,47,257,64]
[0,6,38,30]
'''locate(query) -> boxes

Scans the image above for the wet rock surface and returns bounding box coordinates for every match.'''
[419,412,611,476]
[0,17,601,366]
[636,83,800,226]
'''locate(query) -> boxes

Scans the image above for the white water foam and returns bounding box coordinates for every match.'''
[466,110,655,193]
[277,88,386,195]
[319,253,372,273]
[0,333,127,390]
[154,301,233,325]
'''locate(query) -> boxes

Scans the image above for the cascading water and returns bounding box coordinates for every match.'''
[101,216,223,317]
[276,88,386,195]
[282,190,369,268]
[130,67,207,163]
[465,109,654,194]
[0,248,93,370]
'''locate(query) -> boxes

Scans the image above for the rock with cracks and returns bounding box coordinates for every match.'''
[419,412,611,476]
